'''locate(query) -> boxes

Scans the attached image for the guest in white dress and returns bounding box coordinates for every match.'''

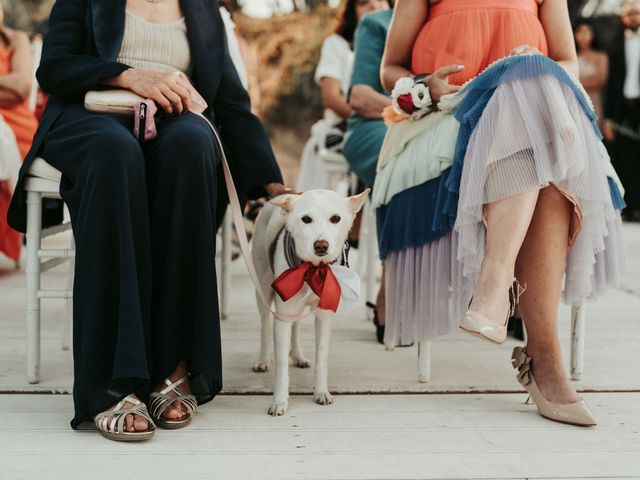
[296,0,389,192]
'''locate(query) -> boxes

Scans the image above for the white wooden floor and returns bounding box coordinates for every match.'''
[1,223,639,479]
[2,393,640,479]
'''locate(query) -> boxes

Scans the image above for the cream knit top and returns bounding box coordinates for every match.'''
[116,11,193,77]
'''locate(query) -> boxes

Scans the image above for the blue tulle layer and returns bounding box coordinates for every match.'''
[608,176,626,210]
[377,55,624,258]
[376,172,451,260]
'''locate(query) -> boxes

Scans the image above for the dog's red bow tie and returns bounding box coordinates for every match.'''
[271,262,342,313]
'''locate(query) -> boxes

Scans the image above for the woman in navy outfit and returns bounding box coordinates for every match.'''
[7,0,288,441]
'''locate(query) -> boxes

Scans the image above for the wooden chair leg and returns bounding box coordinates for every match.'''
[570,301,586,381]
[418,341,432,383]
[220,209,232,320]
[61,235,75,351]
[360,200,378,303]
[25,191,42,384]
[356,204,369,310]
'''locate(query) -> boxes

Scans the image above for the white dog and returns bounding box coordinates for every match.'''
[251,189,369,416]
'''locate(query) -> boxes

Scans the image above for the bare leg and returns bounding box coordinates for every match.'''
[516,186,579,404]
[469,190,539,324]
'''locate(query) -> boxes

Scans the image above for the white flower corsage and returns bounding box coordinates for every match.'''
[391,75,433,120]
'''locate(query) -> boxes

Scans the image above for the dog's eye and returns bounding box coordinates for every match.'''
[301,215,313,224]
[330,215,341,224]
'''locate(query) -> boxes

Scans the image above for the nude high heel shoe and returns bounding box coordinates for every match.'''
[511,346,597,427]
[459,279,525,344]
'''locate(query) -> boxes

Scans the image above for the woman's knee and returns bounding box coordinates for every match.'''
[85,129,145,182]
[155,118,218,175]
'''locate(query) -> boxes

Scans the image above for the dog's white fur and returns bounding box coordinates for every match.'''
[251,189,369,416]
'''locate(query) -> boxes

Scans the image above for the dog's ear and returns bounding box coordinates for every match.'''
[269,194,299,213]
[347,189,370,214]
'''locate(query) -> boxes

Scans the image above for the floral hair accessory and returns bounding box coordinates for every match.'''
[391,75,433,120]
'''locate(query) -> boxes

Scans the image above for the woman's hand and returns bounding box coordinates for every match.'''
[350,84,392,119]
[109,69,198,115]
[509,44,543,56]
[264,183,298,199]
[427,64,464,104]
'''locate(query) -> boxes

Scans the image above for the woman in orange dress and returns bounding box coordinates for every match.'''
[374,0,625,426]
[0,4,38,262]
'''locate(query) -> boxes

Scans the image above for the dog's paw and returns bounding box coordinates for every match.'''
[267,401,288,416]
[252,360,272,373]
[314,391,334,406]
[291,356,311,369]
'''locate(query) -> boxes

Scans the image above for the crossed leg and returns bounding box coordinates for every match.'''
[470,185,580,404]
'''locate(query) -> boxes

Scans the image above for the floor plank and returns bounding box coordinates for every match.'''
[1,394,639,480]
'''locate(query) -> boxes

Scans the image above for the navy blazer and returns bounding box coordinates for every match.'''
[605,33,640,124]
[8,0,282,233]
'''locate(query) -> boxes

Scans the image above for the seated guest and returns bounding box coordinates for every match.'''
[297,0,390,192]
[343,5,393,343]
[344,4,392,189]
[574,19,609,130]
[8,0,289,441]
[604,0,640,221]
[0,4,38,262]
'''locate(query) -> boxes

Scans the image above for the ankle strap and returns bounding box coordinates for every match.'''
[159,375,189,396]
[509,279,527,317]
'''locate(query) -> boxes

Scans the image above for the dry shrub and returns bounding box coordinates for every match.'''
[236,6,337,133]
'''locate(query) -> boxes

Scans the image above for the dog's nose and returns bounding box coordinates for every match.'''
[314,240,329,255]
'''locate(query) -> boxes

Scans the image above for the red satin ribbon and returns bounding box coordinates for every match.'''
[271,262,342,313]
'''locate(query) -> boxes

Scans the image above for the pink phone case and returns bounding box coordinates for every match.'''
[133,99,158,142]
[132,89,207,142]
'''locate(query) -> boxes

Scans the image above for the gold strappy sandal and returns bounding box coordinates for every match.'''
[94,394,156,442]
[149,376,198,429]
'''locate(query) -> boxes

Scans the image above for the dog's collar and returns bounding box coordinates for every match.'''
[269,228,350,272]
[283,229,304,268]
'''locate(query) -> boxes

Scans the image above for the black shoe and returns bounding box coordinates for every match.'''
[507,316,525,341]
[366,302,385,344]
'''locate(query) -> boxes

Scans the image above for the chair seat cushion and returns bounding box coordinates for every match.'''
[29,157,62,182]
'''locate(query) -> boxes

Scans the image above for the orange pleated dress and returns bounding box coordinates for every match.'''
[412,0,547,84]
[1,42,38,262]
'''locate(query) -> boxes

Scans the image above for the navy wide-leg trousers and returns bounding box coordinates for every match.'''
[40,105,222,427]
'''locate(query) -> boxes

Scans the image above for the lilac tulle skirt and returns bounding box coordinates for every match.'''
[375,55,626,345]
